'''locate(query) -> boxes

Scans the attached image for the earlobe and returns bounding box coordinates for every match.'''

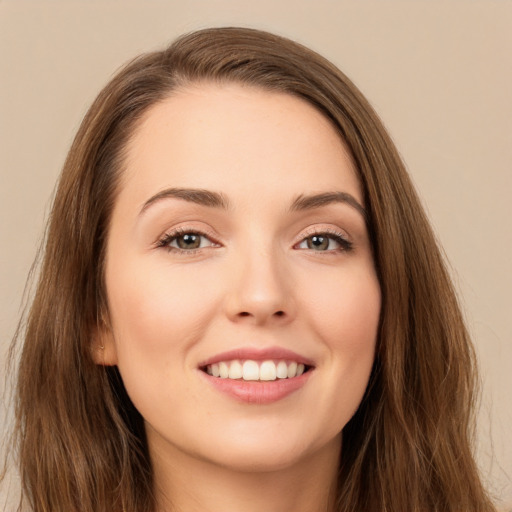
[92,325,118,366]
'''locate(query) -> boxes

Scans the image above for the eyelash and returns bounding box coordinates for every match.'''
[155,227,219,255]
[155,227,353,255]
[295,228,353,253]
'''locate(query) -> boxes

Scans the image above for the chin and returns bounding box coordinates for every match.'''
[193,428,342,474]
[202,445,312,473]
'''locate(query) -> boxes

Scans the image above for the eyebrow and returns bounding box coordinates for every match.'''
[140,187,230,215]
[139,187,367,221]
[289,192,367,220]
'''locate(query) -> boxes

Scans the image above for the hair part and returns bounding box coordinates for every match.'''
[5,27,495,512]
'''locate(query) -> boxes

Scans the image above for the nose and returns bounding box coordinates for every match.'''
[223,247,295,326]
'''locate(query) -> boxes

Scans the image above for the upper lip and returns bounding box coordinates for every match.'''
[198,346,315,368]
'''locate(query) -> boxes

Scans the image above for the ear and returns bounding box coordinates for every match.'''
[91,323,118,366]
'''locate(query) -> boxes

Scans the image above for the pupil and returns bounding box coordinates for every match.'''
[178,233,200,249]
[308,236,328,250]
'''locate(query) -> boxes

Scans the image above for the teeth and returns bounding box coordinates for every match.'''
[219,362,229,379]
[228,360,243,379]
[287,362,297,378]
[260,360,276,381]
[205,359,308,381]
[242,360,259,381]
[276,361,288,379]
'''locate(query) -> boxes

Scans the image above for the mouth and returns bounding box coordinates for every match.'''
[198,347,315,404]
[200,359,312,381]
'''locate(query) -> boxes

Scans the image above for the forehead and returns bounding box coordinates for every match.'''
[119,83,362,208]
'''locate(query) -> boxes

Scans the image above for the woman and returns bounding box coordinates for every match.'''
[4,27,495,512]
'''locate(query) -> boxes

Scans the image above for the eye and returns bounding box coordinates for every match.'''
[296,232,352,252]
[157,229,218,252]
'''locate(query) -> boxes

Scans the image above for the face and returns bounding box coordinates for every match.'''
[98,83,381,473]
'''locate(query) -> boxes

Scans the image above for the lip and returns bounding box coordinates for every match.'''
[197,346,315,404]
[199,369,312,404]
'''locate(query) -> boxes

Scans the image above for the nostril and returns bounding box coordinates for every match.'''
[233,309,288,321]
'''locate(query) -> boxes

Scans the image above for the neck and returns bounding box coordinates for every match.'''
[149,432,341,512]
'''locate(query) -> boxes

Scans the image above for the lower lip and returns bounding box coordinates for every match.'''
[199,371,312,404]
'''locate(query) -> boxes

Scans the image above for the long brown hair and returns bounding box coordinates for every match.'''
[4,27,495,512]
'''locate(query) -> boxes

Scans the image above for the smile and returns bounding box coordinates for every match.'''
[198,348,314,404]
[204,359,308,381]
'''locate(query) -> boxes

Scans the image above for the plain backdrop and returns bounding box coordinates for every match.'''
[1,1,511,509]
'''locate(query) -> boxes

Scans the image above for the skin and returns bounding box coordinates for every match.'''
[96,83,381,512]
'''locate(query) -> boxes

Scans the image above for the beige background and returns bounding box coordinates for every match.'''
[1,1,511,509]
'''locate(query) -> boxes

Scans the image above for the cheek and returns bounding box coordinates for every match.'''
[302,263,380,421]
[332,272,380,377]
[305,263,381,349]
[104,257,225,420]
[105,256,224,377]
[108,257,212,334]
